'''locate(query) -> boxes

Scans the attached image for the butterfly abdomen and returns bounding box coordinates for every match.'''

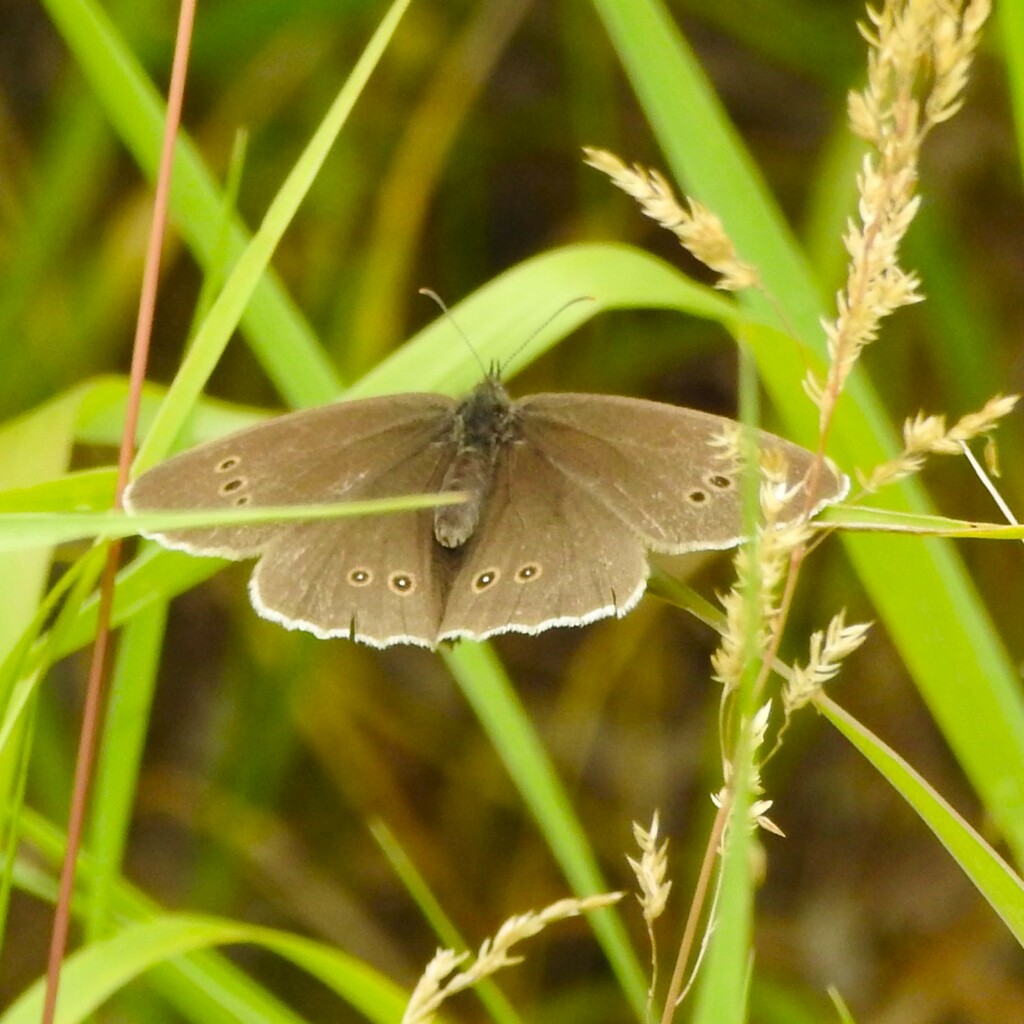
[434,449,492,548]
[434,375,522,549]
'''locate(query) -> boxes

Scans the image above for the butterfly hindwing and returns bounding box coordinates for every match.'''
[248,445,452,646]
[439,440,648,642]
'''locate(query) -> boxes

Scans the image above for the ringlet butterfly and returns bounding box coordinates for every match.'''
[124,365,848,649]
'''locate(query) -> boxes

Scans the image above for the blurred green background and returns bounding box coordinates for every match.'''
[3,1,1023,1021]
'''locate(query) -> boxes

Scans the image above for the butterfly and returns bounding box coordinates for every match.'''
[124,373,847,648]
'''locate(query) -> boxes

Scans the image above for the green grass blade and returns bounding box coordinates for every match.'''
[52,548,220,662]
[350,242,738,398]
[0,395,81,654]
[0,695,36,966]
[16,810,311,1024]
[0,92,114,416]
[84,604,167,941]
[0,547,106,761]
[820,696,1024,945]
[0,493,464,550]
[134,0,414,468]
[0,384,82,964]
[442,642,647,1018]
[1000,0,1024,175]
[589,0,821,338]
[40,0,340,408]
[370,820,525,1024]
[692,792,753,1024]
[1,914,408,1024]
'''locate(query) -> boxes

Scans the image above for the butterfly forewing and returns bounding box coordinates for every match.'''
[516,394,847,552]
[124,394,457,557]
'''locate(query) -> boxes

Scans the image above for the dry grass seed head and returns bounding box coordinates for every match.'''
[628,811,673,925]
[859,393,1018,491]
[401,893,622,1024]
[581,146,760,291]
[714,702,785,838]
[783,611,872,713]
[809,0,991,424]
[710,448,815,694]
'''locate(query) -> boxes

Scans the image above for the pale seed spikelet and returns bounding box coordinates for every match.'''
[808,0,991,427]
[711,449,812,694]
[402,949,469,1024]
[983,436,1002,479]
[709,420,744,464]
[582,146,760,291]
[711,579,760,696]
[712,703,784,838]
[401,894,622,1024]
[745,701,786,838]
[628,811,672,925]
[628,811,672,1016]
[948,394,1020,444]
[752,452,815,626]
[757,450,815,588]
[751,799,784,838]
[927,0,991,124]
[783,611,873,713]
[860,393,1019,491]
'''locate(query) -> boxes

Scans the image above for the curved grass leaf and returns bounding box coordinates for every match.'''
[443,642,648,1018]
[820,696,1024,946]
[0,914,407,1024]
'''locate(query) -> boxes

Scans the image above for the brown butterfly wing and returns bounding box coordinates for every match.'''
[513,394,848,552]
[124,394,457,557]
[125,394,460,646]
[438,440,648,642]
[248,446,454,646]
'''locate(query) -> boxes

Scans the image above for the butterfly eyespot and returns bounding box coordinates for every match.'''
[216,456,241,472]
[706,473,733,490]
[687,489,709,504]
[388,572,416,595]
[234,495,250,506]
[515,563,541,583]
[348,568,373,587]
[219,478,246,495]
[472,569,500,592]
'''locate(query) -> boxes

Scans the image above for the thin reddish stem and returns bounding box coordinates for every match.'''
[659,793,731,1022]
[40,4,196,1021]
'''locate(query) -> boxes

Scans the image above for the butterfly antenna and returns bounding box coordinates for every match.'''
[501,295,596,373]
[420,289,596,376]
[419,288,488,377]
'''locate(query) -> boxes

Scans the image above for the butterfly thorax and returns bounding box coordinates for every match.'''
[434,375,520,550]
